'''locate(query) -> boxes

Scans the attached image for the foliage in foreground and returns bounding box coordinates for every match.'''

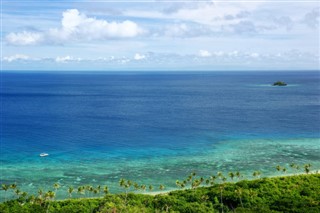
[1,173,319,213]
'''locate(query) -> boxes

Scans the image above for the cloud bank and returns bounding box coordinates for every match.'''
[6,9,144,45]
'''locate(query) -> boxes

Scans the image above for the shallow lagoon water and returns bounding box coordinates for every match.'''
[1,71,319,200]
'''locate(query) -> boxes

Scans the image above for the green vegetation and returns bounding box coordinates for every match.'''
[1,165,319,212]
[272,81,287,86]
[1,174,319,212]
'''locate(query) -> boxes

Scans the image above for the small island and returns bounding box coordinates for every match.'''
[273,81,287,86]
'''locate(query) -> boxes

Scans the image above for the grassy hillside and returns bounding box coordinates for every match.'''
[1,173,319,213]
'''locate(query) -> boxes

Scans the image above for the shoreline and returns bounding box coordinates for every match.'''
[76,170,320,198]
[1,170,319,204]
[2,173,319,213]
[140,169,320,196]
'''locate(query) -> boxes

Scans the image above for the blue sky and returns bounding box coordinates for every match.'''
[1,0,319,71]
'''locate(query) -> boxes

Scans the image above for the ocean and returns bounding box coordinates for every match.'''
[1,71,319,200]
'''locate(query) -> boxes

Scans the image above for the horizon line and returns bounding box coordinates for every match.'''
[1,69,320,73]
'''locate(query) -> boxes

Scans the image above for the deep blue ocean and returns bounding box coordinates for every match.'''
[1,71,320,200]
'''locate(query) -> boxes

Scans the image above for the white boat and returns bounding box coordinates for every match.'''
[40,153,49,157]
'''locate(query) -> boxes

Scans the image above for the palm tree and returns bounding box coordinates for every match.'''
[77,186,85,198]
[14,189,21,198]
[38,189,43,199]
[290,163,296,170]
[119,178,126,188]
[53,183,60,197]
[159,184,165,191]
[95,185,101,196]
[209,175,216,186]
[200,177,204,183]
[45,190,55,213]
[10,183,17,191]
[222,177,227,182]
[295,165,300,174]
[304,164,311,174]
[183,180,187,185]
[46,190,55,201]
[68,186,74,198]
[149,185,153,192]
[175,180,180,187]
[140,185,146,192]
[253,171,261,179]
[86,185,93,198]
[235,171,241,180]
[256,171,261,178]
[1,184,9,202]
[119,179,132,206]
[282,168,287,173]
[93,189,98,197]
[253,171,257,178]
[276,165,281,172]
[28,195,35,204]
[134,182,140,191]
[290,163,298,174]
[236,171,241,180]
[20,191,28,203]
[228,172,235,181]
[103,186,109,196]
[191,179,198,189]
[205,179,210,185]
[37,189,44,206]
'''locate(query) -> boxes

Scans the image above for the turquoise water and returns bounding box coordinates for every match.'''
[1,71,320,200]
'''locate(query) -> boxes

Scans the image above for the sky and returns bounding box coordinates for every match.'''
[1,0,320,71]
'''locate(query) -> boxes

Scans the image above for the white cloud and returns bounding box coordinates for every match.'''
[55,55,81,63]
[54,9,143,40]
[6,31,43,45]
[250,53,260,58]
[228,51,239,57]
[2,50,318,71]
[124,2,319,38]
[6,9,144,45]
[134,53,146,60]
[199,50,212,57]
[126,2,262,26]
[3,54,29,62]
[213,51,224,57]
[164,23,189,37]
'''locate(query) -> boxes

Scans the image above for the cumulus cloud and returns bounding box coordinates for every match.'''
[134,53,146,60]
[6,31,43,45]
[3,54,30,62]
[199,50,212,57]
[55,9,143,40]
[6,9,144,45]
